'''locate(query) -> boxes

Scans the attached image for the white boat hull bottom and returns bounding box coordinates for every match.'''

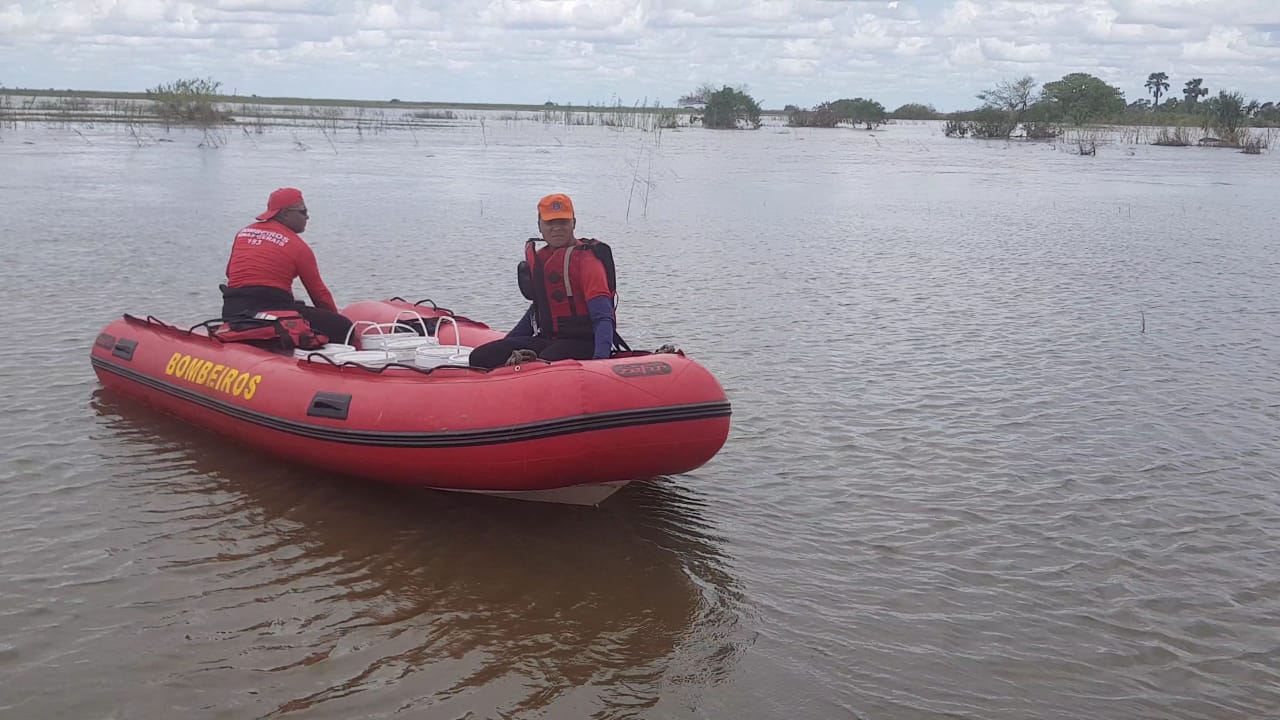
[436,480,632,506]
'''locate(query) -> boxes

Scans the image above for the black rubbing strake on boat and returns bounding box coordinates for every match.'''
[91,357,731,448]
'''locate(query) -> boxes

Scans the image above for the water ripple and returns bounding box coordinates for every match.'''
[2,121,1279,719]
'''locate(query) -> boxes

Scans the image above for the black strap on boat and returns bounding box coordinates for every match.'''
[612,331,631,353]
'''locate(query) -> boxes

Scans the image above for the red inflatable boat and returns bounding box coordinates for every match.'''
[89,299,731,504]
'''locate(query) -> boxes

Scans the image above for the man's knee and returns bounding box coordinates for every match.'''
[539,339,594,362]
[470,338,549,369]
[469,339,521,369]
[299,308,352,344]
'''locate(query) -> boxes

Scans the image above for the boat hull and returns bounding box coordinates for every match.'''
[90,312,731,499]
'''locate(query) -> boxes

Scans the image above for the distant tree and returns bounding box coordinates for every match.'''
[1040,73,1125,125]
[829,97,886,128]
[677,82,717,107]
[965,106,1020,138]
[890,103,938,120]
[1020,101,1060,139]
[1256,101,1280,125]
[979,77,1037,114]
[1202,90,1248,142]
[702,86,761,129]
[787,102,839,128]
[146,77,230,128]
[1144,72,1170,108]
[975,76,1038,137]
[978,76,1038,111]
[1182,78,1208,107]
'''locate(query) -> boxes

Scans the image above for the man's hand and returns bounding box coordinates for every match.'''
[505,349,540,366]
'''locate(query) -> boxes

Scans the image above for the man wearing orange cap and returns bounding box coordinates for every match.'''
[469,193,621,369]
[220,187,353,343]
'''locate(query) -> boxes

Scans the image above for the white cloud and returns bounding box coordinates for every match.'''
[980,37,1052,62]
[948,38,985,66]
[482,0,641,31]
[893,35,933,56]
[1113,0,1280,29]
[1182,24,1279,61]
[0,0,1277,110]
[214,0,338,14]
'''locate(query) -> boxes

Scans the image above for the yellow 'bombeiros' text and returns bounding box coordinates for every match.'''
[164,353,262,400]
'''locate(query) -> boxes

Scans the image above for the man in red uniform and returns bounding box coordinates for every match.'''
[470,193,619,369]
[220,188,353,343]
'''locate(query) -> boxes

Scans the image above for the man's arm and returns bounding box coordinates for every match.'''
[576,253,615,359]
[586,296,615,359]
[295,243,338,312]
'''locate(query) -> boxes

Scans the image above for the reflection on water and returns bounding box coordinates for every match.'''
[5,389,747,718]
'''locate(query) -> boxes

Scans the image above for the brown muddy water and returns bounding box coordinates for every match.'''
[1,115,1279,719]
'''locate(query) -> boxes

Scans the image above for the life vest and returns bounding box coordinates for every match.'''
[212,310,328,352]
[517,239,628,350]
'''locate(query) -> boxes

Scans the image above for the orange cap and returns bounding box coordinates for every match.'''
[537,193,575,221]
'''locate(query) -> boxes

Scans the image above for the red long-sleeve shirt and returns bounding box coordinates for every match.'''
[225,221,337,311]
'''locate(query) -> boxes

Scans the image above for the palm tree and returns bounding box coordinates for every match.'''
[1145,72,1170,108]
[1183,78,1208,106]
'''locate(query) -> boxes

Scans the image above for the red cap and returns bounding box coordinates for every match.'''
[537,193,574,221]
[256,187,304,221]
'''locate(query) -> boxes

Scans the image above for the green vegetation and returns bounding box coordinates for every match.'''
[699,86,762,130]
[146,77,231,127]
[0,81,701,149]
[1182,78,1209,107]
[2,85,703,117]
[977,75,1037,133]
[939,70,1275,153]
[1041,73,1126,126]
[1200,90,1249,145]
[1153,123,1193,147]
[3,70,1276,156]
[786,97,887,129]
[677,83,716,108]
[1145,72,1170,107]
[785,103,837,128]
[890,103,938,120]
[830,98,886,129]
[946,75,1057,139]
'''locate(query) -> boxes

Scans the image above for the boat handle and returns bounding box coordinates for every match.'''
[433,315,462,353]
[388,308,432,336]
[351,321,416,344]
[111,338,138,361]
[343,320,381,347]
[307,391,351,420]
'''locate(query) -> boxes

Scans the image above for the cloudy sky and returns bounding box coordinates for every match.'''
[0,0,1277,111]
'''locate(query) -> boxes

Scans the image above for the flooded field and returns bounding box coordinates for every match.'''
[1,109,1278,719]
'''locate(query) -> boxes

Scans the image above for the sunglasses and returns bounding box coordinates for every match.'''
[284,207,309,217]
